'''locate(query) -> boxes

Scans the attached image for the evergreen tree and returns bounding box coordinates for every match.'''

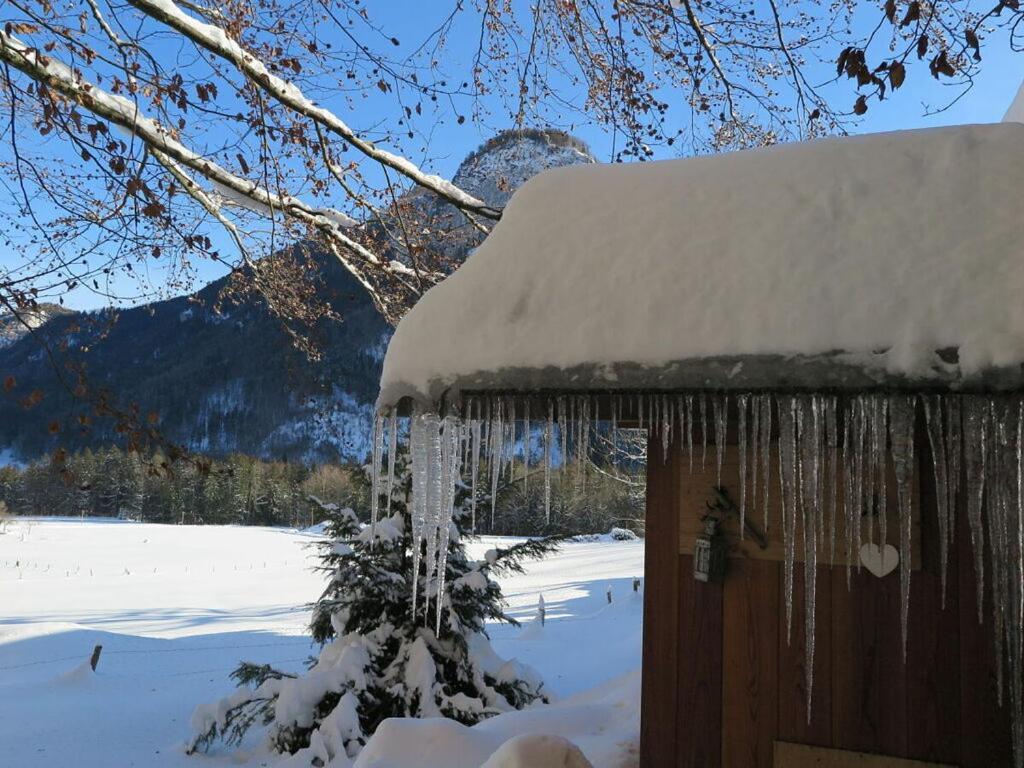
[188,452,559,764]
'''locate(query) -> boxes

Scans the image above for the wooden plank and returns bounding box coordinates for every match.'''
[957,486,1013,768]
[640,432,682,768]
[905,434,960,764]
[677,555,724,768]
[831,566,908,757]
[778,563,833,747]
[773,741,954,768]
[722,558,780,768]
[874,566,909,758]
[678,445,920,568]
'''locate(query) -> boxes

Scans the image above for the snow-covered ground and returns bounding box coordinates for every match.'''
[0,518,643,768]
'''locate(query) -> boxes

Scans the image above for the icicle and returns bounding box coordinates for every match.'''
[714,395,727,487]
[825,396,838,565]
[638,394,645,431]
[489,399,504,530]
[385,411,398,518]
[869,396,888,549]
[409,410,431,615]
[686,395,695,473]
[988,402,1012,705]
[558,396,569,474]
[841,397,855,583]
[888,395,915,659]
[852,396,868,574]
[777,395,798,642]
[580,396,591,491]
[568,394,576,461]
[544,400,554,525]
[811,395,826,553]
[700,395,708,470]
[759,396,772,533]
[611,395,619,456]
[797,396,821,722]
[421,413,445,622]
[370,412,386,546]
[676,396,687,465]
[964,396,990,623]
[434,415,462,636]
[1014,400,1024,766]
[924,396,951,606]
[522,403,530,493]
[576,396,586,480]
[749,396,760,521]
[470,416,482,534]
[946,397,962,550]
[661,395,671,464]
[738,394,749,539]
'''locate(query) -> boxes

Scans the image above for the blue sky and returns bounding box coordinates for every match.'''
[2,1,1022,312]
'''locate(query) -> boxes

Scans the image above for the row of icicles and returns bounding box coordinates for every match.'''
[370,392,1024,767]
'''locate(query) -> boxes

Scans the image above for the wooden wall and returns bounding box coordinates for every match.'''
[640,428,1012,768]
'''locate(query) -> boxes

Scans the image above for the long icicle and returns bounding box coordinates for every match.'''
[544,400,554,526]
[964,396,990,623]
[435,415,462,636]
[797,396,821,723]
[738,394,749,539]
[1014,400,1024,766]
[888,395,916,659]
[470,415,482,534]
[842,397,855,584]
[778,395,799,642]
[714,395,727,486]
[422,412,444,622]
[700,394,708,471]
[750,395,760,522]
[662,395,672,465]
[760,395,772,533]
[385,410,398,518]
[825,396,839,565]
[686,395,695,473]
[409,410,430,616]
[369,412,385,546]
[924,395,952,607]
[489,398,504,531]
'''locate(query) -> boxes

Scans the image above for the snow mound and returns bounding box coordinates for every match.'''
[379,123,1024,409]
[572,528,639,543]
[480,734,592,768]
[354,671,639,768]
[52,659,96,686]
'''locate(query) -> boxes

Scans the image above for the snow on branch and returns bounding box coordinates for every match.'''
[0,29,423,321]
[125,0,501,221]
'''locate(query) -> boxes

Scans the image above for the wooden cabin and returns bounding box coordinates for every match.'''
[641,404,1011,768]
[375,121,1024,767]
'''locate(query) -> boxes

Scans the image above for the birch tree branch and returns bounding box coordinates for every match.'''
[0,29,421,322]
[125,0,502,221]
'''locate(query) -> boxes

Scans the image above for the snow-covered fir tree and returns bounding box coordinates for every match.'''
[188,452,559,765]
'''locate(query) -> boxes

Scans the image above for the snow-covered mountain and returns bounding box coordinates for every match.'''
[0,129,594,464]
[0,303,73,348]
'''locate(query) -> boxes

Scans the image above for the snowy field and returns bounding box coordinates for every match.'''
[0,518,643,768]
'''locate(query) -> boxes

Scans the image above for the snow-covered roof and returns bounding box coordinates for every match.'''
[378,123,1024,410]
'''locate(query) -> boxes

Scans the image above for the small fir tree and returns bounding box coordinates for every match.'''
[189,452,559,765]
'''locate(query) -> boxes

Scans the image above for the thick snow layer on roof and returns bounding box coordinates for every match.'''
[379,123,1024,409]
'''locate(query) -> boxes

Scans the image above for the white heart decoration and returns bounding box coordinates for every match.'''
[860,543,899,578]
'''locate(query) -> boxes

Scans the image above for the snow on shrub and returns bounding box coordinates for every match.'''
[188,454,559,764]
